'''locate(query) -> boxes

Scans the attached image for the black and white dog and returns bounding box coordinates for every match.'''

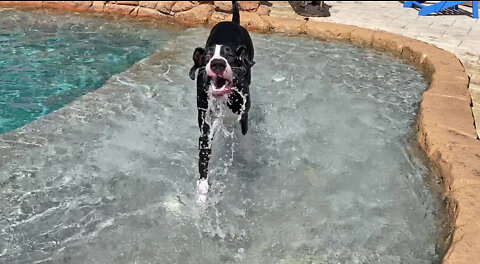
[189,0,255,201]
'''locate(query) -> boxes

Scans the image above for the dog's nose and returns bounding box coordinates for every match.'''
[210,59,226,74]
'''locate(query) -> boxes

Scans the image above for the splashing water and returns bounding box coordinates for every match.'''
[0,20,446,264]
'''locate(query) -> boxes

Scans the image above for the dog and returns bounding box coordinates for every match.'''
[189,0,255,201]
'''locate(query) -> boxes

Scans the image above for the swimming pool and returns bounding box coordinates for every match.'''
[0,11,446,264]
[0,8,180,133]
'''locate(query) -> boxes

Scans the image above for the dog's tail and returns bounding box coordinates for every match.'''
[232,1,240,24]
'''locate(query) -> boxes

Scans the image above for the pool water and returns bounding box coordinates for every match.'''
[0,8,180,133]
[0,16,446,264]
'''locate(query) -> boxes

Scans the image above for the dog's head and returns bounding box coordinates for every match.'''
[190,44,254,97]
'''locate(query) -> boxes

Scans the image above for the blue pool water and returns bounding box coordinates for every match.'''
[0,8,180,133]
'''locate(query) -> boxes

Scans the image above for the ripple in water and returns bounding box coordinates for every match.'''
[0,24,446,263]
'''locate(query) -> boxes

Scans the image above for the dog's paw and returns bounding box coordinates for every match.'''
[196,179,210,205]
[197,178,209,194]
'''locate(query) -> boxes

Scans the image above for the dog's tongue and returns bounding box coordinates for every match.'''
[212,78,232,96]
[212,86,231,96]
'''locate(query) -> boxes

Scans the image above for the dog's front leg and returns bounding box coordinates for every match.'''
[198,127,211,180]
[197,73,211,180]
[197,108,211,202]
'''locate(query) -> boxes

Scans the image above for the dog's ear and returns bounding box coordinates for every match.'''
[236,45,255,68]
[190,47,205,80]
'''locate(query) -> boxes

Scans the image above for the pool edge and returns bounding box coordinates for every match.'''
[300,20,480,264]
[1,3,479,263]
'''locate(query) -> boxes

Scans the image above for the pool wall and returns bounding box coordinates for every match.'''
[1,1,479,263]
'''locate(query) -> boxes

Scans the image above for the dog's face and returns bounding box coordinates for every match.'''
[190,44,252,97]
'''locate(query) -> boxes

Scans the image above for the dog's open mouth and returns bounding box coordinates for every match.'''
[211,76,233,97]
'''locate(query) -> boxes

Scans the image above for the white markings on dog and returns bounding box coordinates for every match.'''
[196,178,209,204]
[213,44,222,58]
[205,45,223,76]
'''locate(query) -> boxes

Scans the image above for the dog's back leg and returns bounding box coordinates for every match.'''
[240,112,248,135]
[240,90,251,135]
[240,70,252,135]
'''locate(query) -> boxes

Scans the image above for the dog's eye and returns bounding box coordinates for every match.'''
[224,47,231,53]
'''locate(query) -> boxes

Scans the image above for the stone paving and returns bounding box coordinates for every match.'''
[270,1,480,138]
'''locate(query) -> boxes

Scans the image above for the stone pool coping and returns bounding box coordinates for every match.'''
[1,2,479,263]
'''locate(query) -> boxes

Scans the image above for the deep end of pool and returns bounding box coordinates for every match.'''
[0,8,183,134]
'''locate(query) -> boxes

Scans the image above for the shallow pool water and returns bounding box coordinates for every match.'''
[0,25,445,263]
[0,8,180,133]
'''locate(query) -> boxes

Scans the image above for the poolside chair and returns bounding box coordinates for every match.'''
[404,1,479,18]
[289,1,331,17]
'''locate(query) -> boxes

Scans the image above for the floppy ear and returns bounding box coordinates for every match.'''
[236,45,255,68]
[189,47,205,80]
